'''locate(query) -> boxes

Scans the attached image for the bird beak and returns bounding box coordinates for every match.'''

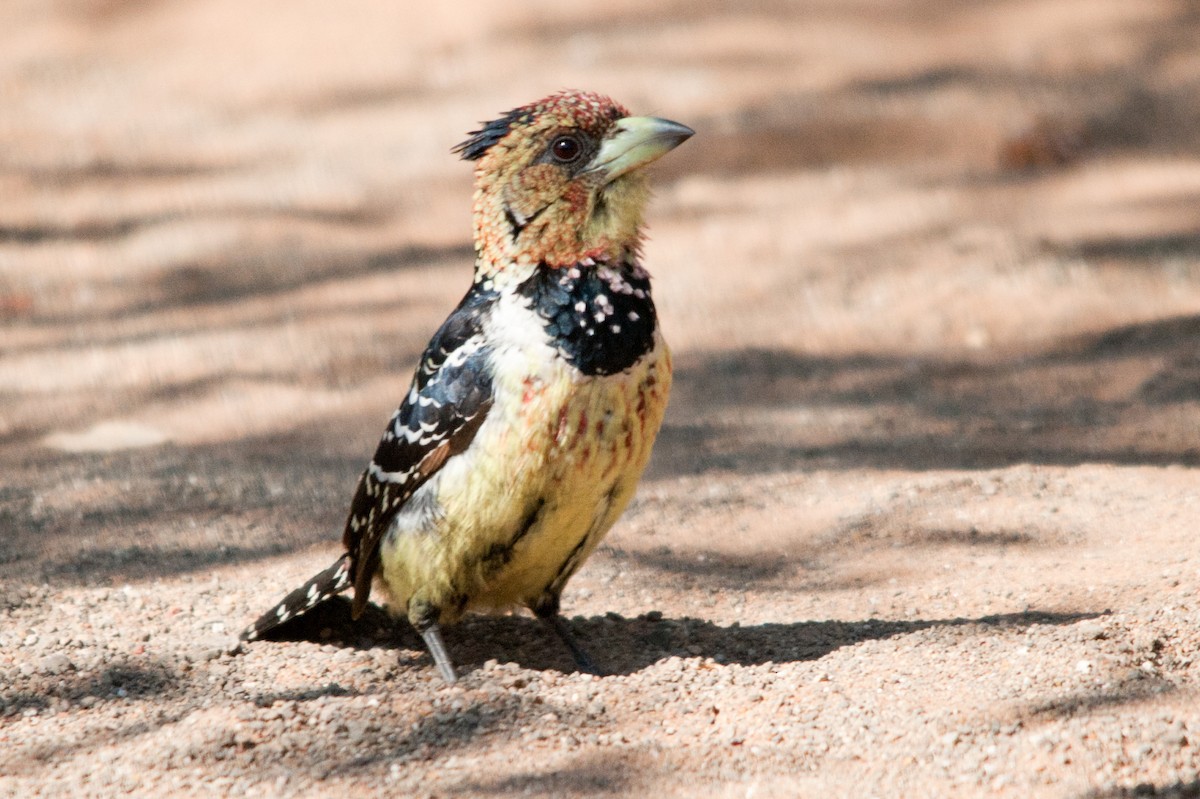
[584,116,694,184]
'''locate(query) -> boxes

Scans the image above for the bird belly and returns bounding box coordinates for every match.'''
[377,335,671,622]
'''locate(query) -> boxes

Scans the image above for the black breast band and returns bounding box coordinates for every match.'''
[516,259,657,376]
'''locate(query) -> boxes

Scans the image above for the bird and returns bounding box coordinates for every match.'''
[240,90,693,683]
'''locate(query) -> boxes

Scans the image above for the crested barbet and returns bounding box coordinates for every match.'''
[241,90,693,683]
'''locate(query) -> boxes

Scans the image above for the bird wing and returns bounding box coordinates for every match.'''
[342,287,495,617]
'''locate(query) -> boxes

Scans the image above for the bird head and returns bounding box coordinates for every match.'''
[454,91,693,279]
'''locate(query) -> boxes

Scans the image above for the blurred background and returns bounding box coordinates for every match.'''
[2,0,1199,579]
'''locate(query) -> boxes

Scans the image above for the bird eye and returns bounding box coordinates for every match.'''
[550,135,582,163]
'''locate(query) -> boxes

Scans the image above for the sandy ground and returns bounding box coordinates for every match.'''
[3,1,1200,796]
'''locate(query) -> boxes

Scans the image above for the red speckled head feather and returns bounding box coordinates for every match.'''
[454,91,629,163]
[456,91,645,278]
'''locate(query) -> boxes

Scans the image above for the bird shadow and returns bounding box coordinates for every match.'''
[1082,782,1200,799]
[249,598,1101,678]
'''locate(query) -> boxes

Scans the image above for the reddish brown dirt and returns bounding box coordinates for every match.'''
[3,1,1200,796]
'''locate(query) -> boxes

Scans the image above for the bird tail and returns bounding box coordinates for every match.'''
[240,554,353,642]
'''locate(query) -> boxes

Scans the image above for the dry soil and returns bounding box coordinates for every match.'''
[3,1,1200,797]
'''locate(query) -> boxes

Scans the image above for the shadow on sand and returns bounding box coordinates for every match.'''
[250,598,1102,680]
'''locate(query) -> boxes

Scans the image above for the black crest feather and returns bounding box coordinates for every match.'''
[453,106,530,161]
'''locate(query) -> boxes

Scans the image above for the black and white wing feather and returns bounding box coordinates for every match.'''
[241,286,495,640]
[343,287,496,617]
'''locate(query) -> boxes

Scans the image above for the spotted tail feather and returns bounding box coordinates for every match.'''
[240,555,353,642]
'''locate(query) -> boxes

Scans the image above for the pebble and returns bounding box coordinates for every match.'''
[1075,621,1107,640]
[38,653,73,675]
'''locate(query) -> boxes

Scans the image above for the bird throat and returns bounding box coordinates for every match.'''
[473,170,649,284]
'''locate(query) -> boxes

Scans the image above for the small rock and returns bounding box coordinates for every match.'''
[39,653,73,675]
[186,647,223,664]
[345,721,370,743]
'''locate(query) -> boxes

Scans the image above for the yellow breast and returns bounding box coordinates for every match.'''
[376,313,671,623]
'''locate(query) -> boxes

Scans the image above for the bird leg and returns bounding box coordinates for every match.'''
[532,594,603,675]
[540,614,603,675]
[410,598,458,683]
[419,623,458,684]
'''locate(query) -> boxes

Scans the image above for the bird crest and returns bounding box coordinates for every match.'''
[453,106,530,161]
[453,90,628,162]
